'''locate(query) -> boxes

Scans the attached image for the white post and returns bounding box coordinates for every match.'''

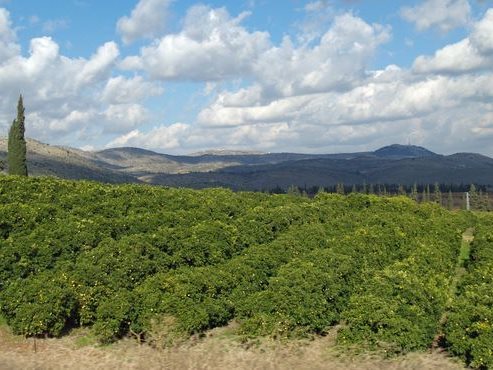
[466,192,470,211]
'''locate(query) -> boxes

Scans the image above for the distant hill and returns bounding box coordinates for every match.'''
[0,138,137,183]
[1,138,493,189]
[374,144,437,159]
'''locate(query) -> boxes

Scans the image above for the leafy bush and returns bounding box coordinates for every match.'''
[237,249,354,338]
[0,270,76,337]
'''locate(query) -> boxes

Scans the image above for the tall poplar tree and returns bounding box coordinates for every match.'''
[7,95,28,176]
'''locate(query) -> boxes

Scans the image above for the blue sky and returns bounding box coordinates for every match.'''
[1,0,493,155]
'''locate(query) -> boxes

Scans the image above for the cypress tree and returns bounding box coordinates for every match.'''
[469,184,477,210]
[410,183,418,201]
[336,183,345,195]
[448,190,454,210]
[287,185,301,197]
[433,182,442,205]
[398,184,406,196]
[7,95,28,176]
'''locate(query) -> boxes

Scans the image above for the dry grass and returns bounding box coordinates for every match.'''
[0,323,466,370]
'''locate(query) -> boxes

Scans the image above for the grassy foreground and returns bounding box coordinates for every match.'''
[0,323,464,370]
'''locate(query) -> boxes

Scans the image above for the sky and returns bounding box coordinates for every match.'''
[1,0,493,155]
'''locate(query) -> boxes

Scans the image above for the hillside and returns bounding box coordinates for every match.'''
[0,138,137,183]
[2,138,493,189]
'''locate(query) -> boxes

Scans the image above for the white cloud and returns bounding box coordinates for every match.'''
[2,3,493,157]
[103,104,150,133]
[0,8,162,147]
[199,66,493,131]
[75,42,119,87]
[124,5,271,81]
[412,9,493,74]
[42,19,69,33]
[101,76,163,104]
[198,94,313,127]
[470,8,493,55]
[252,14,390,99]
[0,8,19,61]
[107,123,191,149]
[124,9,388,89]
[197,13,391,128]
[45,109,97,133]
[107,121,301,153]
[304,1,330,12]
[117,0,173,44]
[413,38,488,73]
[297,1,334,44]
[401,0,471,33]
[184,3,493,156]
[119,55,143,70]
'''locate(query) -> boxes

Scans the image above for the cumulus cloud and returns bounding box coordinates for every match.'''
[197,13,391,128]
[75,42,119,87]
[106,121,301,153]
[117,0,173,44]
[0,8,19,60]
[3,2,493,156]
[413,9,493,74]
[0,8,163,147]
[470,8,493,55]
[252,14,390,99]
[122,5,271,80]
[177,7,493,155]
[107,123,191,149]
[123,8,388,89]
[401,0,471,33]
[101,76,163,104]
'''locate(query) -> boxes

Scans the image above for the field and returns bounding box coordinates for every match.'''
[0,177,492,369]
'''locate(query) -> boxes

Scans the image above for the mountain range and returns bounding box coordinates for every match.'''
[1,138,493,190]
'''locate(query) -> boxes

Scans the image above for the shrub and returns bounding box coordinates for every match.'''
[0,271,76,337]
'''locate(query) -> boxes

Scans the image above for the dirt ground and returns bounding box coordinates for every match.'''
[0,323,465,370]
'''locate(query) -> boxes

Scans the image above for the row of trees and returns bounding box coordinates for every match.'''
[286,183,491,210]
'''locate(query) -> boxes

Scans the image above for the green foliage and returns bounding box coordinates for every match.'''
[237,250,353,338]
[444,221,493,369]
[339,261,450,352]
[0,270,76,337]
[7,95,28,176]
[92,290,134,343]
[0,176,489,370]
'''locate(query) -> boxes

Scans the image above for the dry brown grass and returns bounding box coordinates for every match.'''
[0,324,465,370]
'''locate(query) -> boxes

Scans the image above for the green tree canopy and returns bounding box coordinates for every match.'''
[7,95,28,176]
